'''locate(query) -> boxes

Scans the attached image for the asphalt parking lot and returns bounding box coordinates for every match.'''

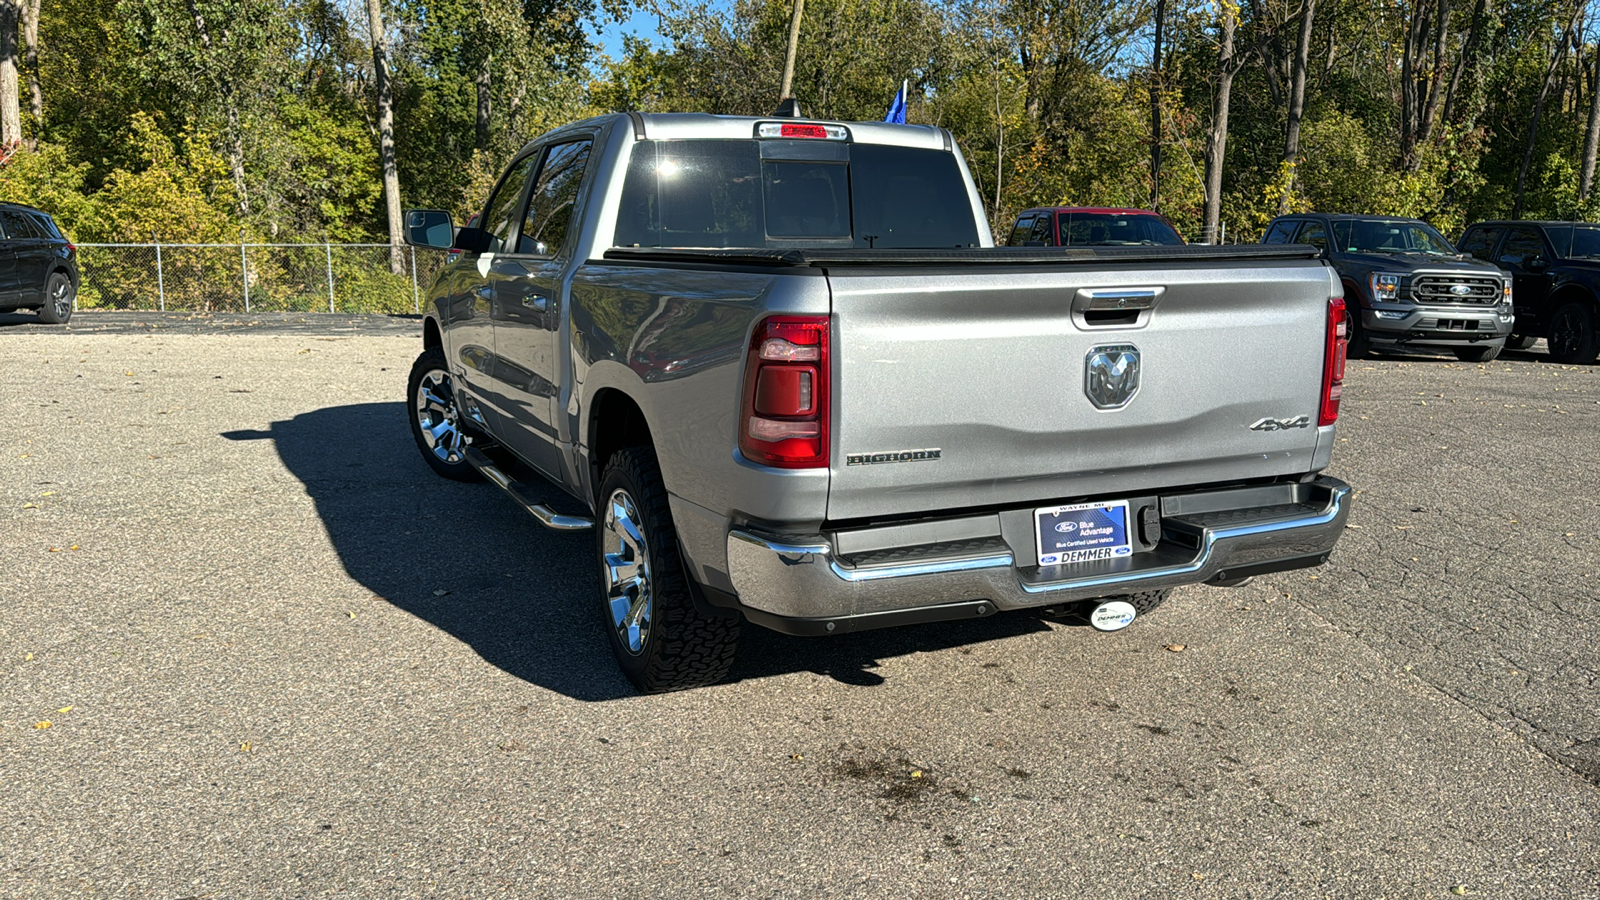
[3,313,1597,898]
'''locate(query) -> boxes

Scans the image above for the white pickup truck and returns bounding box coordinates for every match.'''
[401,111,1353,692]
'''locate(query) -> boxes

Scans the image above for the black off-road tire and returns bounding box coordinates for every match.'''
[1126,589,1171,616]
[1547,302,1599,364]
[36,271,74,325]
[1505,334,1537,350]
[1454,344,1501,363]
[407,347,479,482]
[596,446,740,693]
[1345,308,1371,360]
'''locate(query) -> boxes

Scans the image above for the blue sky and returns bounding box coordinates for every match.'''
[590,6,674,60]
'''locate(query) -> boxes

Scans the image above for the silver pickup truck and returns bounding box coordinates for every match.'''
[402,112,1354,693]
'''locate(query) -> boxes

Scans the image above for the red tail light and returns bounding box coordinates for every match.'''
[1320,296,1348,426]
[740,315,829,468]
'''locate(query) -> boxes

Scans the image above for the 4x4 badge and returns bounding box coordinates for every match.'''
[1250,415,1311,431]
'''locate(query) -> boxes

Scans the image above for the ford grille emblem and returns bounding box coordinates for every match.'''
[1085,345,1141,409]
[1450,284,1473,296]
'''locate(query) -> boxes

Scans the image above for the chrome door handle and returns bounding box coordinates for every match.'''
[524,294,549,312]
[474,285,493,301]
[1073,287,1164,312]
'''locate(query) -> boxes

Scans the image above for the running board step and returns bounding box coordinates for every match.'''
[464,446,593,531]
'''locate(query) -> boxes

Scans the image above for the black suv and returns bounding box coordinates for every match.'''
[1457,220,1600,363]
[1262,214,1512,361]
[0,203,79,324]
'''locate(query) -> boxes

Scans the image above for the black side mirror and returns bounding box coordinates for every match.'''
[1526,256,1549,272]
[404,209,455,250]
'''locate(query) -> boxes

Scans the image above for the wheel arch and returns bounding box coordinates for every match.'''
[1549,283,1598,314]
[588,387,653,501]
[422,315,443,351]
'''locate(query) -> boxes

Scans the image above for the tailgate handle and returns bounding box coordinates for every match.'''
[1074,287,1164,312]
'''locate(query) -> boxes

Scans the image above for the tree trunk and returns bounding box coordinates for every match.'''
[1581,46,1600,203]
[1203,7,1238,243]
[1442,0,1491,130]
[1398,0,1429,169]
[21,0,37,146]
[1279,0,1316,214]
[475,53,491,153]
[0,0,22,148]
[779,0,804,101]
[366,0,404,275]
[1514,13,1577,218]
[1150,0,1165,210]
[186,0,250,217]
[1416,0,1450,148]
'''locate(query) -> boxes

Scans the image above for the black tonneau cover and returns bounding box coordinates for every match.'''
[603,244,1323,268]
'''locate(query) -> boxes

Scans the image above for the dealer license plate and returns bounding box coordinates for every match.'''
[1035,500,1133,567]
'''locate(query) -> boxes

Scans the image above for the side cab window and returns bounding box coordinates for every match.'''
[1008,215,1035,247]
[1457,226,1502,261]
[1497,227,1548,269]
[1295,220,1328,251]
[1027,214,1054,246]
[518,139,594,257]
[481,154,540,253]
[1262,219,1298,244]
[0,209,42,240]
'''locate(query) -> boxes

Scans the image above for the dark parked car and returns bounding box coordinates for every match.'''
[1007,207,1185,247]
[1457,220,1600,363]
[0,203,78,324]
[1262,214,1512,361]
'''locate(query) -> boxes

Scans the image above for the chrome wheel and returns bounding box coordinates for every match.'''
[602,487,652,656]
[413,368,467,465]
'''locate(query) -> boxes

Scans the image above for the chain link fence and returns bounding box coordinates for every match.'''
[74,243,450,314]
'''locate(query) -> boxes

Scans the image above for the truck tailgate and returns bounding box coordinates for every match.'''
[825,260,1338,522]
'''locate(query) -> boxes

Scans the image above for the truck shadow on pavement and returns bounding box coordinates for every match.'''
[224,402,1056,701]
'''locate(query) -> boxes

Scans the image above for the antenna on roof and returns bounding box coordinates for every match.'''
[772,98,803,118]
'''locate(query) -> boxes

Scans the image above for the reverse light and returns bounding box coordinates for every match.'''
[740,316,830,468]
[1369,273,1403,303]
[1321,296,1349,427]
[756,122,850,141]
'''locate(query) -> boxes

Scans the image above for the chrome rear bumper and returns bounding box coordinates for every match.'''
[726,477,1352,633]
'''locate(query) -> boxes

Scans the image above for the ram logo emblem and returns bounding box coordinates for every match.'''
[1085,345,1140,409]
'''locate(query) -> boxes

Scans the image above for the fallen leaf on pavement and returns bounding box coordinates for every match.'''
[1165,644,1186,652]
[34,721,52,729]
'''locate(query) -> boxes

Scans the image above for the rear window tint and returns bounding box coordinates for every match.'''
[615,139,980,250]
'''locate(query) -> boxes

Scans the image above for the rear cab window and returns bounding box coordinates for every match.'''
[1061,213,1182,245]
[614,138,981,250]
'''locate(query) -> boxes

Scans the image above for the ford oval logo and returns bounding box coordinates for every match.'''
[1055,521,1078,533]
[1085,345,1140,409]
[1450,284,1473,296]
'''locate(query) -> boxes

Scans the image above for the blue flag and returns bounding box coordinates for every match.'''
[883,81,907,124]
